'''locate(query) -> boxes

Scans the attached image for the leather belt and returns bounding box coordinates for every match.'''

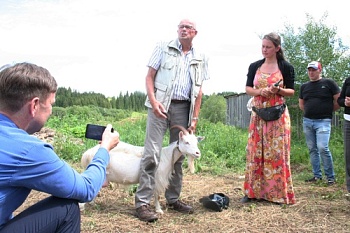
[171,99,190,104]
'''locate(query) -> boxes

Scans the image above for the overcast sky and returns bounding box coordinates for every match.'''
[0,0,349,97]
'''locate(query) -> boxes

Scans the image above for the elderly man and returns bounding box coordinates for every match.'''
[135,18,210,222]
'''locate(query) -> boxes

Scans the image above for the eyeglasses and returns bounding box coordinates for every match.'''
[178,24,195,30]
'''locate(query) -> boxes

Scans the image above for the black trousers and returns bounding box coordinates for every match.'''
[0,196,80,233]
[344,120,350,192]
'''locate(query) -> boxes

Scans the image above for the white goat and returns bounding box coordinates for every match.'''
[80,125,204,214]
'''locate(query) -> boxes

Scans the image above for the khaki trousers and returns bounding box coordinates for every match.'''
[135,102,190,208]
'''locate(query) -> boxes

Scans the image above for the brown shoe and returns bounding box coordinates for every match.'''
[135,205,158,222]
[167,200,194,214]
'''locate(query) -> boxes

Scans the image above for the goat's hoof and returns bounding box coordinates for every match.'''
[78,203,85,211]
[155,209,164,215]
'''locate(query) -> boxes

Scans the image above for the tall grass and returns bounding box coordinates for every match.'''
[46,106,346,185]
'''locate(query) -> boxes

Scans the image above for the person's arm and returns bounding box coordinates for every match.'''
[329,79,341,111]
[188,54,210,132]
[274,60,295,97]
[13,145,108,202]
[270,85,295,97]
[145,67,167,118]
[14,125,119,203]
[145,67,157,107]
[299,98,305,111]
[145,42,167,119]
[188,87,202,132]
[245,60,273,97]
[337,78,349,107]
[245,86,261,96]
[298,84,305,111]
[333,93,340,111]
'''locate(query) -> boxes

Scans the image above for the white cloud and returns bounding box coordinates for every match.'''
[0,0,349,97]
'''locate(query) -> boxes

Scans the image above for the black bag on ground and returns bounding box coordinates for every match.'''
[252,103,286,121]
[199,193,230,212]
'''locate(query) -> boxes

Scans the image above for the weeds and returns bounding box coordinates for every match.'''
[46,106,346,186]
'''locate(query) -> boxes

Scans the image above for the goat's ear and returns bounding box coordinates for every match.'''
[179,131,184,138]
[197,136,205,142]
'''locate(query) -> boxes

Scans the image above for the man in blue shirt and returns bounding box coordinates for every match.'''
[0,63,120,232]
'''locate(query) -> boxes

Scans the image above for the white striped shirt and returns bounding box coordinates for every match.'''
[147,42,193,101]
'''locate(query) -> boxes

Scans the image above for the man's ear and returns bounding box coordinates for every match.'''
[29,97,40,117]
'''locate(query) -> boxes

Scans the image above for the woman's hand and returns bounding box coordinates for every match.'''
[270,85,280,94]
[345,96,350,107]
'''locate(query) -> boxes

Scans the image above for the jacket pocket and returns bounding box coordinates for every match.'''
[161,55,176,70]
[190,59,204,86]
[154,81,168,102]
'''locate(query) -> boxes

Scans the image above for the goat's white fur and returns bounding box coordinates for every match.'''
[80,126,203,214]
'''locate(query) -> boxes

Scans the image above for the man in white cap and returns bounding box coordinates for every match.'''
[299,61,340,185]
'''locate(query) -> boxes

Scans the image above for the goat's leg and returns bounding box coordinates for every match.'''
[78,198,97,211]
[78,202,86,211]
[154,194,164,214]
[188,156,195,173]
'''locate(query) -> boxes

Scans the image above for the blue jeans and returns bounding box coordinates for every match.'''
[303,117,335,180]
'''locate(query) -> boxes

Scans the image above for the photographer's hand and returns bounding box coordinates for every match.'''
[100,124,120,151]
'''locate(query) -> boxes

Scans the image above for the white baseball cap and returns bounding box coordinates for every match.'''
[307,61,322,70]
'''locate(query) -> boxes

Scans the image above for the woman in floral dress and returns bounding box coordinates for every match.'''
[241,32,296,205]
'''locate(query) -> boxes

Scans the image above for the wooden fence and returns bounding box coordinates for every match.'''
[225,93,344,138]
[225,93,251,129]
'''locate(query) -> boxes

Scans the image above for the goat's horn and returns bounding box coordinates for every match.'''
[170,125,189,135]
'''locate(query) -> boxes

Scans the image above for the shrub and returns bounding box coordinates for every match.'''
[200,94,226,124]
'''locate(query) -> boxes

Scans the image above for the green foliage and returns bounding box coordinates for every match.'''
[200,94,226,124]
[279,12,350,139]
[46,106,346,186]
[114,116,148,146]
[53,134,86,161]
[193,119,248,174]
[281,12,350,86]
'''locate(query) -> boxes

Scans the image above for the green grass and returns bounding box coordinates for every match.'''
[46,106,346,186]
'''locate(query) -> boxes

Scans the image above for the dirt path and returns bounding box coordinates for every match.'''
[16,171,350,233]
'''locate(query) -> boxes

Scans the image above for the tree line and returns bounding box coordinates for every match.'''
[55,86,235,113]
[55,87,148,111]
